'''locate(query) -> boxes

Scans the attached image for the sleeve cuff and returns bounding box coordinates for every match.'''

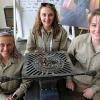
[91,85,100,93]
[12,94,18,99]
[66,76,73,81]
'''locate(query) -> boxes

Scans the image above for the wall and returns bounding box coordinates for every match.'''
[0,0,13,28]
[14,0,61,39]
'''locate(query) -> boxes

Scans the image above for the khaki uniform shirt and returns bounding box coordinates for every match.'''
[25,25,68,53]
[0,56,30,98]
[67,33,100,92]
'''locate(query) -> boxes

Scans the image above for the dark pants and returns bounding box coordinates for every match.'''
[25,79,74,100]
[40,89,59,100]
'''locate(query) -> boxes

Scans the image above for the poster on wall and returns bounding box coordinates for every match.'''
[60,0,100,27]
[15,0,99,39]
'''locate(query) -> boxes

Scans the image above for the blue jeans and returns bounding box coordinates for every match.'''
[40,88,59,100]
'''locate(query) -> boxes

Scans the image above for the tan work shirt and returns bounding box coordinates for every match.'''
[25,25,68,53]
[0,56,30,98]
[67,33,100,92]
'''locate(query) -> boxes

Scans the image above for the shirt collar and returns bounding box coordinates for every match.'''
[41,27,53,35]
[0,56,14,66]
[87,33,96,53]
[87,33,91,44]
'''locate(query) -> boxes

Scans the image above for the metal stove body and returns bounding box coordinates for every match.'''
[24,51,73,100]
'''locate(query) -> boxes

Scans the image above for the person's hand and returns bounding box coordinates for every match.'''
[66,80,75,91]
[83,88,95,99]
[6,95,14,100]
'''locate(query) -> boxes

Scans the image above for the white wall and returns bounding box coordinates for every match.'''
[0,0,13,28]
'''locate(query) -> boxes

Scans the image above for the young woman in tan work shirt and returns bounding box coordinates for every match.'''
[66,8,100,100]
[25,3,68,100]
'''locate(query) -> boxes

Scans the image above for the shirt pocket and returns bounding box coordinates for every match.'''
[52,39,60,50]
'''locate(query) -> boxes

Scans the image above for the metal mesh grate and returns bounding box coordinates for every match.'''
[24,51,73,78]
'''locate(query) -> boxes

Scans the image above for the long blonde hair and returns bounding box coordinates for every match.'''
[32,3,60,38]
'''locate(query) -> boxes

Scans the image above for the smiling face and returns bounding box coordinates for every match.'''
[0,36,14,59]
[40,7,55,30]
[89,15,100,41]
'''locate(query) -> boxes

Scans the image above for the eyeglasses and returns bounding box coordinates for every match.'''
[41,3,55,7]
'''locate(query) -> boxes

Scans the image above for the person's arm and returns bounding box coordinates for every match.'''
[12,58,31,99]
[25,31,36,54]
[83,77,100,99]
[66,38,77,90]
[12,79,31,99]
[90,71,100,93]
[59,27,68,51]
